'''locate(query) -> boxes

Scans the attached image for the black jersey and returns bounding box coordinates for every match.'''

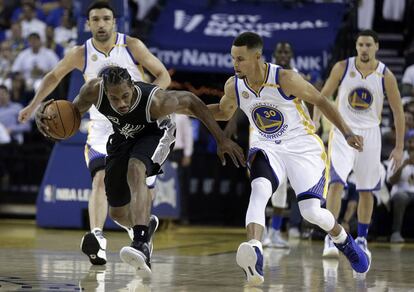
[96,81,164,141]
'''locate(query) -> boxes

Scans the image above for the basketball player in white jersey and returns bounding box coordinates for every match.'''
[208,32,370,286]
[313,30,405,260]
[18,1,170,265]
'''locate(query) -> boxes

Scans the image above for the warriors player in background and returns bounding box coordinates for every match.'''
[18,1,170,265]
[36,66,245,275]
[313,30,404,261]
[208,32,370,286]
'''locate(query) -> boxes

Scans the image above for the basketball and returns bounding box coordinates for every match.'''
[43,100,81,140]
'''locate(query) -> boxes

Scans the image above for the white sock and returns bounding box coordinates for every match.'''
[91,227,102,233]
[330,227,347,244]
[248,239,262,248]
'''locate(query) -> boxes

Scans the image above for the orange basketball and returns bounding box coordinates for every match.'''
[43,100,81,139]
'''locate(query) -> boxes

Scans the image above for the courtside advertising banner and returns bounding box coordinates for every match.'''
[149,0,346,74]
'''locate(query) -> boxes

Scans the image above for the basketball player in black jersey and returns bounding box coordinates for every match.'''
[35,67,245,275]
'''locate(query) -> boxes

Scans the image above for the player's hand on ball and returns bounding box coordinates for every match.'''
[35,99,55,139]
[217,137,246,168]
[346,133,363,152]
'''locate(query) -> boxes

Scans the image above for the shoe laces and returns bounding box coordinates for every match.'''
[94,230,104,239]
[340,240,359,263]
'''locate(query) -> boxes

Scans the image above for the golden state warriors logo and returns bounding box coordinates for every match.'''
[252,105,284,135]
[348,87,373,111]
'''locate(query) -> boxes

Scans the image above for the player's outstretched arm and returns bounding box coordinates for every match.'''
[126,37,171,90]
[385,68,405,170]
[280,69,364,152]
[18,46,84,123]
[312,61,346,129]
[207,77,238,121]
[150,89,246,167]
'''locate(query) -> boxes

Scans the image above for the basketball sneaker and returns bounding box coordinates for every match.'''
[390,231,405,243]
[120,241,152,276]
[263,229,289,248]
[323,235,339,258]
[355,237,371,262]
[236,240,264,286]
[334,234,370,273]
[81,228,107,265]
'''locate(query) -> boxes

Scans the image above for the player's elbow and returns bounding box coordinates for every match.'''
[161,95,179,110]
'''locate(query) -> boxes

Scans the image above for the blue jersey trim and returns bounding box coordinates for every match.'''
[339,59,349,86]
[382,65,387,97]
[82,42,88,74]
[275,67,295,100]
[235,77,240,107]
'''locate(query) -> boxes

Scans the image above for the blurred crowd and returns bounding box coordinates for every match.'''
[0,0,414,243]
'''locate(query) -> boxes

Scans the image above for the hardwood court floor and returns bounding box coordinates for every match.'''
[0,219,414,291]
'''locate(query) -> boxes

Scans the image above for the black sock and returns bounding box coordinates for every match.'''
[133,225,149,243]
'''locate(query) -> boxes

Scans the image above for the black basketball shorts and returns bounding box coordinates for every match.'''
[104,131,175,207]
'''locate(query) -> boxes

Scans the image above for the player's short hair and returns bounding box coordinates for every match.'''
[233,32,263,51]
[87,1,115,19]
[357,30,379,43]
[0,85,8,91]
[102,66,132,90]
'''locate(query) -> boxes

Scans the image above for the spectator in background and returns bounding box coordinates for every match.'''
[45,26,64,59]
[132,0,158,21]
[358,0,374,30]
[382,111,414,161]
[387,130,414,243]
[401,64,414,97]
[0,0,13,30]
[0,40,14,85]
[54,9,77,52]
[6,22,26,58]
[19,2,47,42]
[169,114,194,223]
[46,0,76,28]
[0,85,30,144]
[10,72,31,105]
[11,0,46,23]
[12,33,59,92]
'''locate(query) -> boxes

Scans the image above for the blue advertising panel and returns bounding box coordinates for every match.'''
[36,143,181,228]
[148,0,346,74]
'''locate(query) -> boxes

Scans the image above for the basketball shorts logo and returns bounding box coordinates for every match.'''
[252,105,284,134]
[348,88,373,110]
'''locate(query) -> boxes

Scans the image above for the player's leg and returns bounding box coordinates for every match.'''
[286,135,369,274]
[88,170,108,232]
[119,132,174,275]
[264,179,289,248]
[236,149,284,286]
[324,129,354,257]
[80,145,108,265]
[390,191,410,243]
[353,127,382,260]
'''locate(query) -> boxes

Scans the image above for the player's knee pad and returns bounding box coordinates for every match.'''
[298,198,335,232]
[245,177,273,227]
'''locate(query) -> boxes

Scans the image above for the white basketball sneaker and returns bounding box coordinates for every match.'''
[323,235,339,258]
[355,237,371,262]
[81,228,107,265]
[236,239,264,286]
